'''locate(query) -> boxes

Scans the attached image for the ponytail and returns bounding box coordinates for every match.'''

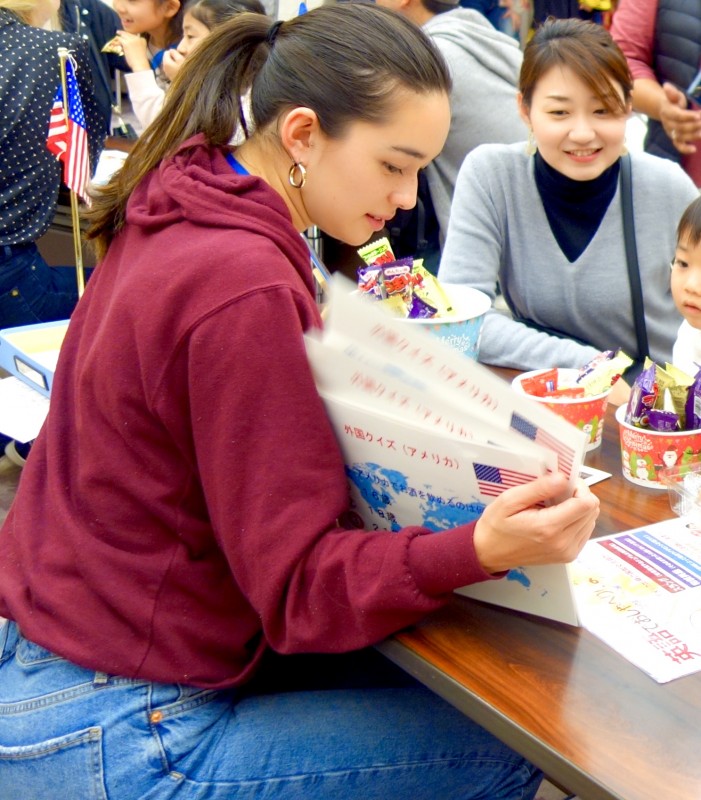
[86,12,269,257]
[86,4,450,258]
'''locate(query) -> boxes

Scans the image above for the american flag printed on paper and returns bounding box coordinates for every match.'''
[46,57,91,205]
[509,412,574,477]
[473,462,537,498]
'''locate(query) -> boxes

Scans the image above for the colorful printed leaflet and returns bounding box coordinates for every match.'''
[572,518,701,683]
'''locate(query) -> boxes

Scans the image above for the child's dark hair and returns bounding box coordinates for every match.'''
[86,3,451,257]
[677,196,701,249]
[520,17,632,115]
[158,0,185,48]
[184,0,266,29]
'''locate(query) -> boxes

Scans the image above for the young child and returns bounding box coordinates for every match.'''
[121,0,265,131]
[110,0,184,129]
[163,0,265,80]
[672,196,701,378]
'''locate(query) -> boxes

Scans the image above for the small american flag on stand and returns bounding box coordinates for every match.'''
[46,57,91,205]
[473,463,537,498]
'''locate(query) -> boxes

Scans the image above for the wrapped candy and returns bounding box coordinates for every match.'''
[625,359,701,432]
[356,239,456,322]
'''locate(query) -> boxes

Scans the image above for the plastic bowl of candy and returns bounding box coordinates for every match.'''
[660,462,701,525]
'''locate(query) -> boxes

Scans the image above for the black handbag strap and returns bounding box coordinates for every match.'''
[620,154,649,362]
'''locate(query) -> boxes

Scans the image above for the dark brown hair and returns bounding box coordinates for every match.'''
[677,196,701,248]
[520,17,632,114]
[157,0,184,48]
[185,0,266,30]
[86,3,451,258]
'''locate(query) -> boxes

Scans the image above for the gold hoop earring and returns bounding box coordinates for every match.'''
[525,129,537,156]
[288,162,307,189]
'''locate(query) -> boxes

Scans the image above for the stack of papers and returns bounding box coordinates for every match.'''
[305,277,588,624]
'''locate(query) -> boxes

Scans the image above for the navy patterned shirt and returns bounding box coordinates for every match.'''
[0,9,103,247]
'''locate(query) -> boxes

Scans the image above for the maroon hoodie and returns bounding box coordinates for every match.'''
[0,137,491,688]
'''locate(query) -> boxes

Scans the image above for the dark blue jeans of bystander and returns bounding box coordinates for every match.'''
[0,243,91,328]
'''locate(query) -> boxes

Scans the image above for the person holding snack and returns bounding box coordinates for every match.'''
[108,0,183,131]
[122,0,266,132]
[0,6,599,798]
[672,196,701,378]
[60,0,125,137]
[438,17,698,396]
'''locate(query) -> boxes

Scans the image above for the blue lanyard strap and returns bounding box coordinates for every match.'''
[226,153,249,175]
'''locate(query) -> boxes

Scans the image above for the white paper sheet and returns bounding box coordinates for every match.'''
[573,518,701,682]
[0,376,49,442]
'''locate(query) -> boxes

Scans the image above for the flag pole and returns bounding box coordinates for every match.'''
[57,47,85,298]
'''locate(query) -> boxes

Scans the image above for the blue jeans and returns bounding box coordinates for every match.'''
[0,621,542,799]
[0,244,91,328]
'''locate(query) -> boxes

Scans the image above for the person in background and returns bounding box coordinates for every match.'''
[610,0,701,187]
[60,0,125,136]
[0,0,103,466]
[374,0,526,245]
[113,0,183,128]
[0,6,599,797]
[0,0,103,327]
[438,17,698,399]
[500,0,533,47]
[671,196,701,377]
[129,0,266,131]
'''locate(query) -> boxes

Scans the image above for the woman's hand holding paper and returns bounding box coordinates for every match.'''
[472,474,599,574]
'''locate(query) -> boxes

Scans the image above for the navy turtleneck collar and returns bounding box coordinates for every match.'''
[534,150,621,263]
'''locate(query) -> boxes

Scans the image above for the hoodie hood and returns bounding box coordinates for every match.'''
[126,134,313,295]
[424,8,523,87]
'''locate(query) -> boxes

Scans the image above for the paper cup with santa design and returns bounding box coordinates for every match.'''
[512,368,611,451]
[615,404,701,489]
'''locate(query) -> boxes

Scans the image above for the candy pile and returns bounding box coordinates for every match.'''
[356,237,454,320]
[519,350,632,400]
[626,359,701,432]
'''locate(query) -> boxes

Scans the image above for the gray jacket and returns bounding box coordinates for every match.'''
[423,9,526,242]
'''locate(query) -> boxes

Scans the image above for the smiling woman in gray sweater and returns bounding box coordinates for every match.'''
[438,17,699,373]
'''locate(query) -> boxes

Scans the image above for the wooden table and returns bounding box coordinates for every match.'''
[377,379,697,800]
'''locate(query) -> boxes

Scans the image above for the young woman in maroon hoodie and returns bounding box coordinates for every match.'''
[0,5,598,798]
